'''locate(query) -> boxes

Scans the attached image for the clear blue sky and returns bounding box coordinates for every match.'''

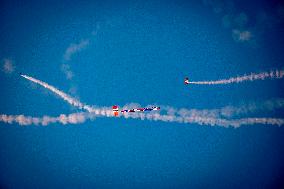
[1,0,284,188]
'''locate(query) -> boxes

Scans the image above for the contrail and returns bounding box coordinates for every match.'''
[20,74,95,112]
[1,112,283,128]
[189,69,284,85]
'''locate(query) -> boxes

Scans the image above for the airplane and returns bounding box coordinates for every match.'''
[112,105,160,116]
[184,77,190,85]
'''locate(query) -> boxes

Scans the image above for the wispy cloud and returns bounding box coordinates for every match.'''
[61,38,91,96]
[63,39,90,61]
[232,29,252,42]
[61,64,74,80]
[202,1,255,42]
[2,59,15,74]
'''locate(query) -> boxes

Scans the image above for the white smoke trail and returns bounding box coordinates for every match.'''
[189,69,284,85]
[21,74,95,113]
[22,74,284,119]
[218,98,284,118]
[14,74,284,128]
[126,113,284,128]
[162,98,284,119]
[0,106,114,126]
[0,113,93,126]
[1,112,283,128]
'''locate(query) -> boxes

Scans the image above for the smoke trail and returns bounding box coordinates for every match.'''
[189,69,284,85]
[0,113,93,126]
[15,74,284,128]
[22,74,284,120]
[1,112,283,128]
[0,106,114,126]
[218,98,284,118]
[138,114,284,128]
[162,98,284,119]
[21,74,95,112]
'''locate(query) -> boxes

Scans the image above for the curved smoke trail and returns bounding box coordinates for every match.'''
[189,69,284,85]
[21,74,95,112]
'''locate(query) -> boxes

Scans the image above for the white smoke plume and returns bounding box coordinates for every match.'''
[232,29,252,42]
[0,113,93,126]
[1,112,283,128]
[122,113,284,128]
[189,69,284,85]
[161,98,284,119]
[20,74,96,113]
[63,39,90,61]
[2,59,15,74]
[61,64,74,80]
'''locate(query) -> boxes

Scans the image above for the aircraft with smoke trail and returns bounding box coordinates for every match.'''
[112,105,160,117]
[184,69,283,85]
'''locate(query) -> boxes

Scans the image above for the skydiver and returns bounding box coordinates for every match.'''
[184,77,190,85]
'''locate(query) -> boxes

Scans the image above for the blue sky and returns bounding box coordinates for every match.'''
[1,0,284,188]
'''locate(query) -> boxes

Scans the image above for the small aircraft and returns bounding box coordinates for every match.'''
[112,105,160,117]
[184,77,190,85]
